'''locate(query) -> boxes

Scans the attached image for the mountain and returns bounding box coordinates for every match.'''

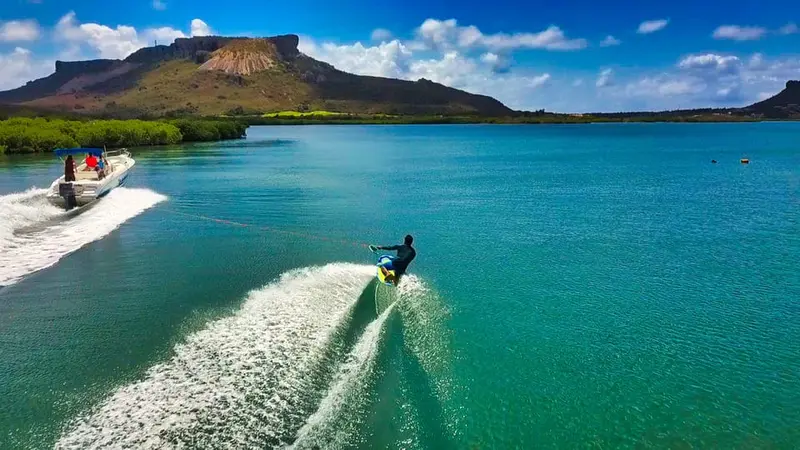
[0,35,512,117]
[743,80,800,118]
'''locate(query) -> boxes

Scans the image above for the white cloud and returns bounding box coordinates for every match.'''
[153,0,167,11]
[678,53,741,73]
[299,35,553,110]
[56,11,140,59]
[482,26,587,51]
[370,28,392,41]
[480,52,499,64]
[572,78,584,87]
[658,80,697,96]
[596,68,613,87]
[408,51,478,87]
[742,54,800,83]
[55,12,85,41]
[479,52,511,73]
[600,52,800,110]
[596,53,800,111]
[190,19,212,37]
[0,19,42,42]
[528,73,551,88]
[778,23,798,35]
[54,12,206,59]
[757,91,774,101]
[300,38,412,79]
[415,18,587,51]
[599,35,621,47]
[626,77,702,97]
[637,19,669,34]
[0,47,52,90]
[58,45,83,61]
[297,36,315,54]
[146,27,186,45]
[748,53,764,69]
[417,18,455,47]
[73,24,142,59]
[712,25,767,41]
[715,85,741,99]
[458,25,483,48]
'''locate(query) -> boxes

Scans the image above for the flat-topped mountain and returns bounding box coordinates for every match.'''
[0,35,512,117]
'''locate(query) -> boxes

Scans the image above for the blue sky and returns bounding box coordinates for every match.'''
[1,0,799,112]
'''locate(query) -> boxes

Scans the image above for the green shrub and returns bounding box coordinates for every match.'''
[0,118,197,153]
[169,119,247,142]
[0,117,247,153]
[0,122,79,153]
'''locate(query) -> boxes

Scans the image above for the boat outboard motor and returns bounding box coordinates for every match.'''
[59,182,78,210]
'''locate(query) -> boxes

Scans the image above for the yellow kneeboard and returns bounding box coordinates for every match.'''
[376,255,397,286]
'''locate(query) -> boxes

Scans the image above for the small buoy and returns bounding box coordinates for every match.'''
[711,160,718,164]
[740,158,750,164]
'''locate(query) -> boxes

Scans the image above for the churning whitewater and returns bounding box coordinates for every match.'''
[55,263,384,449]
[0,187,166,286]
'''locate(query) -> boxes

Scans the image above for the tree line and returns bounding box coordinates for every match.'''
[0,118,248,154]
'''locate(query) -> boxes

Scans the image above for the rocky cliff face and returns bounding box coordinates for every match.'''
[55,59,123,76]
[123,35,300,66]
[0,60,129,102]
[199,39,280,75]
[270,34,300,60]
[125,36,237,64]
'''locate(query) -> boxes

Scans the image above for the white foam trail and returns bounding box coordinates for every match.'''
[0,187,167,286]
[291,275,431,449]
[55,263,376,450]
[291,303,395,449]
[0,187,61,248]
[396,275,462,442]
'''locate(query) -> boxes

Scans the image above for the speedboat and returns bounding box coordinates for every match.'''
[46,147,136,209]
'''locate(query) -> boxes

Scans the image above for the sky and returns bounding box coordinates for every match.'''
[1,0,799,112]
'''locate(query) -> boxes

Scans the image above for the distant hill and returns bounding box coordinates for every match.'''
[587,80,800,120]
[743,80,800,118]
[0,35,512,117]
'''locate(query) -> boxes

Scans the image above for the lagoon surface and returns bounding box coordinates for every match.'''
[1,124,799,449]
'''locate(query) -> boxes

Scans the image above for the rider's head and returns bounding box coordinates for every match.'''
[404,234,413,245]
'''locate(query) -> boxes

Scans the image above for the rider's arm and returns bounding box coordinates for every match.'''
[377,245,401,250]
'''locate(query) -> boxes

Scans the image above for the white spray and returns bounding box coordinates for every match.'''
[0,187,166,286]
[55,263,376,450]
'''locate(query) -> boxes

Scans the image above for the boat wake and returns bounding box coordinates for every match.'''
[0,187,166,286]
[290,274,444,449]
[54,264,456,450]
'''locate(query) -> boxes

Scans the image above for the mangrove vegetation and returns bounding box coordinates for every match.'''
[0,118,248,154]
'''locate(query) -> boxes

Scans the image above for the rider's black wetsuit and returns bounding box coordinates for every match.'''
[378,244,416,275]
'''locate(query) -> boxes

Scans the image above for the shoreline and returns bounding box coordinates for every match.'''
[238,117,791,126]
[2,115,797,154]
[233,112,793,126]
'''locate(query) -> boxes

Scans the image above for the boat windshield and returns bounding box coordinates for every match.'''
[54,148,104,158]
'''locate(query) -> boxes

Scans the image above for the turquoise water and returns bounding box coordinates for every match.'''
[1,124,799,449]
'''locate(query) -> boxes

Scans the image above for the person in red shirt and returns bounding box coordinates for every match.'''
[84,154,98,171]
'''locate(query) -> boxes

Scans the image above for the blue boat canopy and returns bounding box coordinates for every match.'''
[54,148,104,157]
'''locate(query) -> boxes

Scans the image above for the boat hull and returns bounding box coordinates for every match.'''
[47,154,135,209]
